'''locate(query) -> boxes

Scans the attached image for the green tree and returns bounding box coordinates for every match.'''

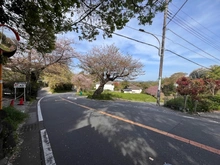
[121,80,130,89]
[162,72,187,85]
[189,68,208,79]
[41,63,73,92]
[162,83,176,96]
[1,0,168,51]
[206,65,220,80]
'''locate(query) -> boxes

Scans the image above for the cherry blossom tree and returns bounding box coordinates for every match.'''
[78,44,144,97]
[72,73,93,92]
[5,39,78,82]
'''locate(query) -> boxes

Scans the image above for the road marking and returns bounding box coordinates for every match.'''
[37,97,44,122]
[40,129,56,165]
[38,97,56,165]
[60,96,220,156]
[182,116,195,119]
[67,96,77,100]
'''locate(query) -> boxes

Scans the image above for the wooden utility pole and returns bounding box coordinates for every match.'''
[156,0,169,106]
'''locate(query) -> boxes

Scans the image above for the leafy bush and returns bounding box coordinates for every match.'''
[196,95,220,112]
[206,95,220,104]
[0,106,28,156]
[165,95,220,112]
[164,97,185,111]
[88,93,114,100]
[3,106,28,130]
[51,83,73,93]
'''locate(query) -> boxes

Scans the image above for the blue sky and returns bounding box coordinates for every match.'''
[60,0,220,81]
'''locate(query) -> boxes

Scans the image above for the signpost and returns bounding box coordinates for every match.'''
[14,82,26,102]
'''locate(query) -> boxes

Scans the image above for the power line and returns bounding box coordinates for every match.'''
[80,22,212,73]
[81,22,160,50]
[125,25,220,64]
[170,2,220,40]
[167,28,220,62]
[165,49,210,70]
[165,36,220,64]
[166,0,188,26]
[167,12,220,51]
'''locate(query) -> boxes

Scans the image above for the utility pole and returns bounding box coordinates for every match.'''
[156,0,169,106]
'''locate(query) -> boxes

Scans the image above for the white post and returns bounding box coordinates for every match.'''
[14,88,16,100]
[24,87,26,102]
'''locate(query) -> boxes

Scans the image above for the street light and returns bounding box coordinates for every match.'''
[138,29,162,105]
[139,29,161,57]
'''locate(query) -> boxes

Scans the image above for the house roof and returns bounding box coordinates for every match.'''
[95,82,114,85]
[123,85,142,91]
[127,85,142,90]
[145,86,158,96]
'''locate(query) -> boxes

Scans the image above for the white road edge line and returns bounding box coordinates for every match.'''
[38,96,56,165]
[40,129,56,165]
[37,97,44,122]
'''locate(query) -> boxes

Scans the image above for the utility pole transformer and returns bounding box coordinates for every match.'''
[157,0,169,106]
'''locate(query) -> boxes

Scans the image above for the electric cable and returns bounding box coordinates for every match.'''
[170,2,220,40]
[166,0,188,26]
[167,28,220,62]
[125,25,220,63]
[167,12,220,51]
[165,49,210,70]
[81,22,212,70]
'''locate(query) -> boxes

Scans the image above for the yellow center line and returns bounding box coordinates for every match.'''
[60,96,220,155]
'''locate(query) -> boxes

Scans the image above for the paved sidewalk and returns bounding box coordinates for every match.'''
[0,87,51,165]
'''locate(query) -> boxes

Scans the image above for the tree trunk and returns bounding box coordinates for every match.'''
[92,82,105,98]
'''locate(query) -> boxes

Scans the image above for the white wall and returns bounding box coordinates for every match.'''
[95,83,114,91]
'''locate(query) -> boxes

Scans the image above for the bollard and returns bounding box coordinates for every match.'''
[18,97,24,105]
[10,99,14,107]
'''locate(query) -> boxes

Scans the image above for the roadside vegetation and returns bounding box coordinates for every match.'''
[0,106,28,158]
[86,91,156,102]
[164,67,220,112]
[164,95,220,112]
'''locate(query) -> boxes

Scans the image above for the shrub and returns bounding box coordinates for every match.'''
[165,95,220,112]
[3,106,28,130]
[51,83,73,93]
[88,93,114,100]
[196,95,220,112]
[164,97,185,111]
[0,106,28,157]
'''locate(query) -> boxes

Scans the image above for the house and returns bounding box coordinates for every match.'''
[122,85,142,94]
[145,86,158,97]
[95,82,114,91]
[145,85,164,98]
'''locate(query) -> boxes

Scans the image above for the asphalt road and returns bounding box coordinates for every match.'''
[39,93,220,165]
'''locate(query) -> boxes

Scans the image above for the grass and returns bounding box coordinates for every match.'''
[111,92,156,102]
[1,106,29,156]
[86,91,156,102]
